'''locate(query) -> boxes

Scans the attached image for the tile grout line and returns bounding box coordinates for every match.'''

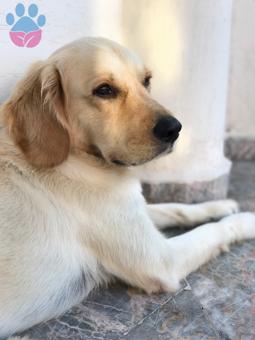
[186,277,226,340]
[121,281,192,337]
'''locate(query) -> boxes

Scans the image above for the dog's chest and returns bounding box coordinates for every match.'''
[23,172,144,309]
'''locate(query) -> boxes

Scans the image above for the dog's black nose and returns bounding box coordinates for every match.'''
[153,116,182,143]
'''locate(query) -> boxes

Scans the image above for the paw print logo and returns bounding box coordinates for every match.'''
[6,3,46,48]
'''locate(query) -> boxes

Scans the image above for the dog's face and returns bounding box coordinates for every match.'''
[4,38,182,168]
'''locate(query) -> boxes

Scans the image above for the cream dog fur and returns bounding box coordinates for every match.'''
[0,37,254,337]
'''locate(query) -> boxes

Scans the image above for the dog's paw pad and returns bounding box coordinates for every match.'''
[6,3,46,48]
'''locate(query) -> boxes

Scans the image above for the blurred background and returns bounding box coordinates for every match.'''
[0,0,254,203]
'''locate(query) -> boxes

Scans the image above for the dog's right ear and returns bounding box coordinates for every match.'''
[3,61,70,168]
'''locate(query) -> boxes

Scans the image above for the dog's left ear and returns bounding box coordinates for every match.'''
[3,61,70,168]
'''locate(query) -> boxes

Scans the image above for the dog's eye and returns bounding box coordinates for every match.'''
[143,76,151,88]
[93,83,118,99]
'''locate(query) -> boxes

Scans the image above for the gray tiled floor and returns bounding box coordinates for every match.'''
[21,162,255,339]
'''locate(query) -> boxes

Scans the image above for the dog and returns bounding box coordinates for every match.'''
[0,37,254,337]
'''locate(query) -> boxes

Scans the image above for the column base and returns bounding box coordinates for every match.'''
[142,174,229,204]
[225,136,255,161]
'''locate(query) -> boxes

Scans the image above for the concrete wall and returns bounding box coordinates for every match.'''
[227,0,255,138]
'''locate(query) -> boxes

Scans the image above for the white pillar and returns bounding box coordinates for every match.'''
[123,0,233,202]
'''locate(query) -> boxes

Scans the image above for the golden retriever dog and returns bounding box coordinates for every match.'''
[0,37,254,337]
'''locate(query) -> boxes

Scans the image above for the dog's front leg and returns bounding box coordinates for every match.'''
[85,215,180,294]
[86,208,254,294]
[148,200,239,230]
[167,212,255,282]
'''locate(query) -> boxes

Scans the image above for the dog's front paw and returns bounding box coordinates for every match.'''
[204,199,239,221]
[223,212,255,241]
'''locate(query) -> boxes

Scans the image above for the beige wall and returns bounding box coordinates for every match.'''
[227,0,255,138]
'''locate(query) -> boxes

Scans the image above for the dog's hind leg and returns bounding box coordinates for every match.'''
[147,200,239,230]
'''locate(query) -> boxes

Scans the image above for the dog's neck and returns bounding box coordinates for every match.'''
[58,153,135,187]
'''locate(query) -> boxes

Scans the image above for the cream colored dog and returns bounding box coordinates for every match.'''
[0,37,254,337]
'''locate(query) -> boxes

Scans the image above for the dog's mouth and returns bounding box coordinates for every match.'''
[87,144,106,162]
[110,142,176,167]
[87,144,127,166]
[112,159,127,166]
[88,138,177,168]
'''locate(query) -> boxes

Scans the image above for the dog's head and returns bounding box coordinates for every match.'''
[4,37,181,168]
